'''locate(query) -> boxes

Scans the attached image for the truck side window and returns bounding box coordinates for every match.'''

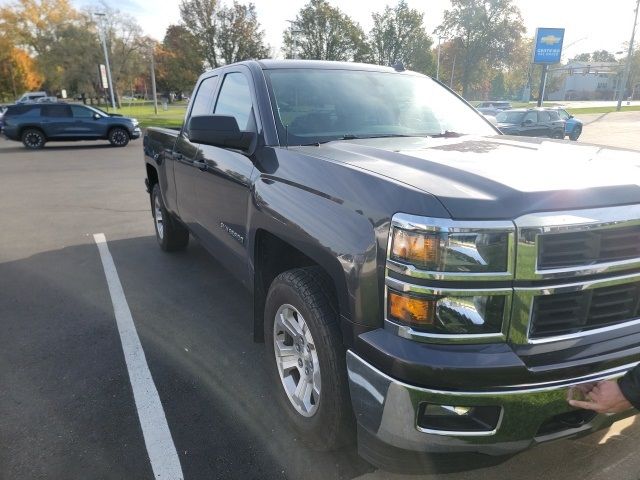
[523,112,537,124]
[71,105,93,118]
[538,111,551,122]
[214,72,254,131]
[190,75,219,117]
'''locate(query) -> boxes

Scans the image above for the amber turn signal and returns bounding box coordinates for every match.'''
[391,229,440,268]
[388,291,436,328]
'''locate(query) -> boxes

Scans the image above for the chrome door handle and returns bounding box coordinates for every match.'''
[193,159,207,171]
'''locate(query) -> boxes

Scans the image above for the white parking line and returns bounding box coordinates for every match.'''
[94,233,184,480]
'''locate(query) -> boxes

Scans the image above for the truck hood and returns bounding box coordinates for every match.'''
[294,135,640,219]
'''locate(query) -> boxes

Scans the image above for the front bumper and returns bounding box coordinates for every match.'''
[347,350,637,459]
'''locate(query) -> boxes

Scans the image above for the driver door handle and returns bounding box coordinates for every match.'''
[174,152,183,161]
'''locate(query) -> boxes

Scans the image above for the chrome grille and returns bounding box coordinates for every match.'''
[538,225,640,270]
[530,282,640,339]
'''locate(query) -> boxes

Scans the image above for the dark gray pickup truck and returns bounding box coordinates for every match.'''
[143,59,640,471]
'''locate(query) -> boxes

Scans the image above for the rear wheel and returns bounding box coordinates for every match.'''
[22,128,46,149]
[108,127,130,147]
[151,183,189,251]
[264,267,353,450]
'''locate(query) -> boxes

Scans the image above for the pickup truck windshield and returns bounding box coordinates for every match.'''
[265,68,496,145]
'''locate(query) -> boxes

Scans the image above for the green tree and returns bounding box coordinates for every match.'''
[436,0,525,98]
[180,0,219,68]
[570,52,591,62]
[217,1,269,64]
[155,25,203,94]
[368,0,433,74]
[592,50,616,63]
[282,0,368,62]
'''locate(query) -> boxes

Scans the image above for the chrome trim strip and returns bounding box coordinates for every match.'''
[386,258,514,281]
[515,205,640,280]
[392,213,515,233]
[385,277,512,296]
[527,318,640,345]
[349,349,639,396]
[416,408,504,437]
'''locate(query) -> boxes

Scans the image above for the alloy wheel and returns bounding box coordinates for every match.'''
[273,304,321,417]
[154,194,164,240]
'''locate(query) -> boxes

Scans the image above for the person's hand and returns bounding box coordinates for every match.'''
[568,380,633,413]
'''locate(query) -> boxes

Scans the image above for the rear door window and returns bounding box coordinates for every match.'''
[214,72,254,131]
[190,75,219,117]
[42,105,72,118]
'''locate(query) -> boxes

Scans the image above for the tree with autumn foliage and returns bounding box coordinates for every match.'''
[0,36,43,101]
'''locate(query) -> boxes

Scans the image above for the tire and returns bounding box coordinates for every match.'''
[151,183,189,251]
[108,127,130,147]
[569,126,582,141]
[264,267,353,450]
[21,128,46,149]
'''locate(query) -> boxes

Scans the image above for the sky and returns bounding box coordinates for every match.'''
[74,0,637,60]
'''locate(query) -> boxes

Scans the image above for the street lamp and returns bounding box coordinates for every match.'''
[93,12,116,110]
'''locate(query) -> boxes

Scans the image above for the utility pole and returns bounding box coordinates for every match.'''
[450,54,456,88]
[93,12,116,110]
[436,36,442,81]
[617,0,639,111]
[150,52,158,115]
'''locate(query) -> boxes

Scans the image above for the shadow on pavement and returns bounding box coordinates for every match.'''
[2,236,639,480]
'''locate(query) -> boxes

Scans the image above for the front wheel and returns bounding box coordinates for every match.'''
[108,127,130,147]
[264,267,353,450]
[151,184,189,251]
[570,126,582,141]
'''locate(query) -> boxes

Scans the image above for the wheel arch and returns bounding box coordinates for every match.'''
[252,229,345,344]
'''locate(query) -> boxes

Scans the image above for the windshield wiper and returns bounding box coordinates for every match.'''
[426,130,465,138]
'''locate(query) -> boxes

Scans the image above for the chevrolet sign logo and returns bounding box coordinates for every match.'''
[540,35,561,46]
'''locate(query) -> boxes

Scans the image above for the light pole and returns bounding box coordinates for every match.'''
[617,0,640,111]
[93,12,116,110]
[436,36,442,81]
[286,20,302,59]
[150,51,158,115]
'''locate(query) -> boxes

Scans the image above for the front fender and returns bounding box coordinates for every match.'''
[248,176,378,326]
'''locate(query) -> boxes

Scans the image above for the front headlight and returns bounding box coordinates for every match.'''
[390,226,511,274]
[386,215,515,341]
[387,290,506,335]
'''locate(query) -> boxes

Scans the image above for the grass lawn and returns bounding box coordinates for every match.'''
[565,105,640,115]
[98,103,187,128]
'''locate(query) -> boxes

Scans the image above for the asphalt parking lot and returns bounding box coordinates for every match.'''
[1,127,639,480]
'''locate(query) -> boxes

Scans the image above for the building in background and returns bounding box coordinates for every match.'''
[547,61,619,100]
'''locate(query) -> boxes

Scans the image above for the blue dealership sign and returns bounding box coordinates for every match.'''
[533,28,565,64]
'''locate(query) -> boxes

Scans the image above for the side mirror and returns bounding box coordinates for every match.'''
[187,115,255,150]
[568,114,574,119]
[93,113,101,120]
